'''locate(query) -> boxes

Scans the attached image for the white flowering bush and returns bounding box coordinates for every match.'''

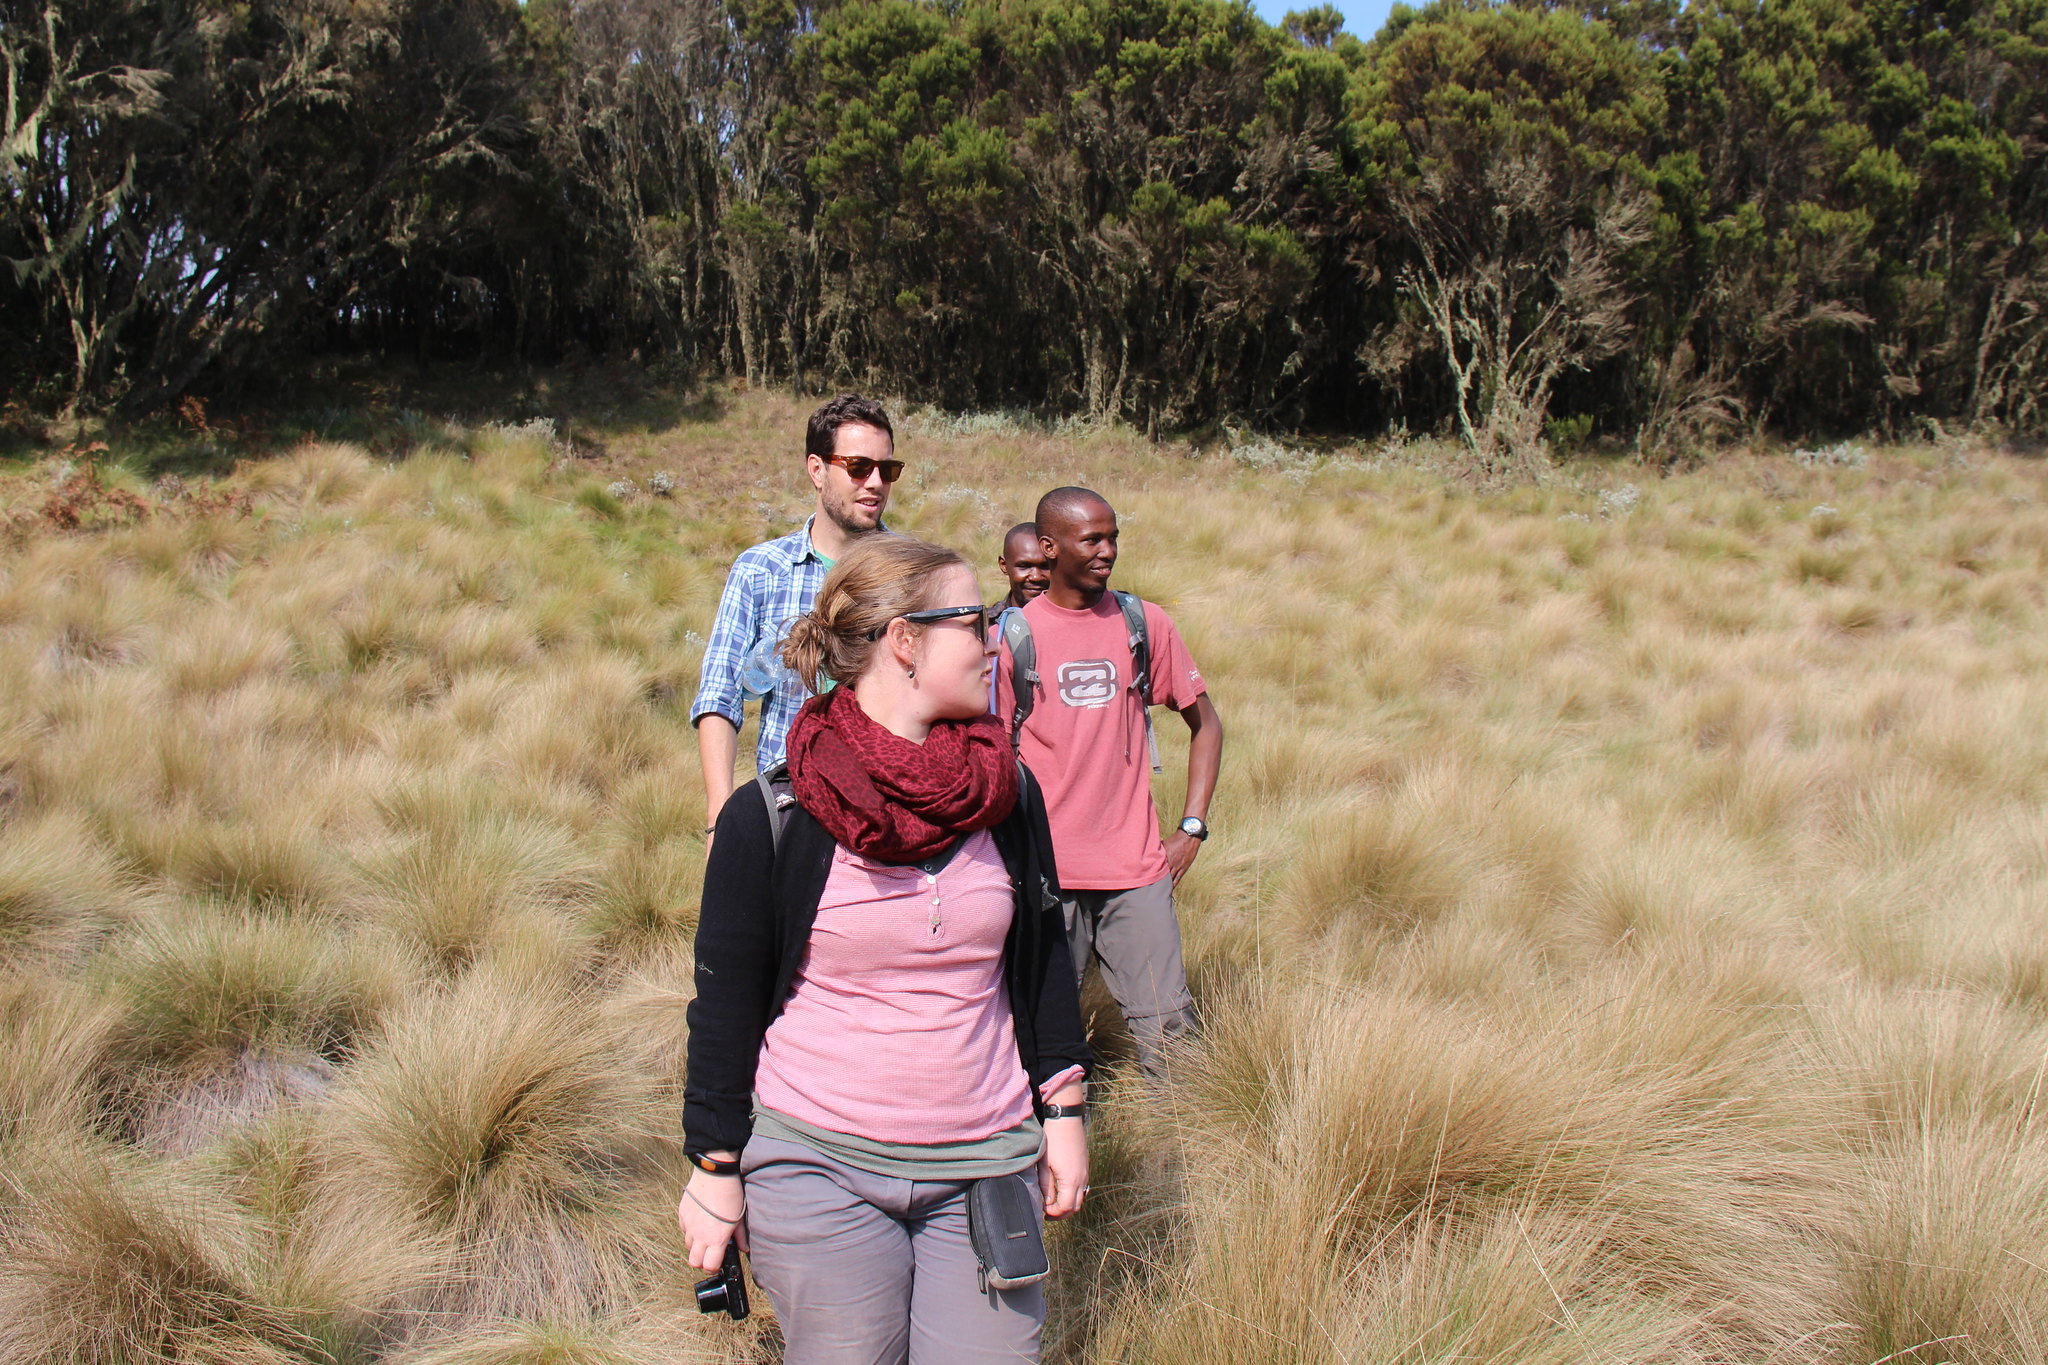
[1793,441,1870,470]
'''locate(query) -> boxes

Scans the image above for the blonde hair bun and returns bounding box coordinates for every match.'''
[780,534,970,692]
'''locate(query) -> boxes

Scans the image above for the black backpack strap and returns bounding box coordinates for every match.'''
[754,763,797,857]
[1111,590,1162,773]
[1001,608,1038,751]
[1111,590,1151,705]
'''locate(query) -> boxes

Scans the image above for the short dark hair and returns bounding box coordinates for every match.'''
[806,394,894,461]
[1002,521,1039,550]
[1035,486,1111,532]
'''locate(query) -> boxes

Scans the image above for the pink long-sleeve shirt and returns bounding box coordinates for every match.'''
[753,829,1083,1144]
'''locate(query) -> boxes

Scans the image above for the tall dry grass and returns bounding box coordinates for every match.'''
[2,400,2046,1362]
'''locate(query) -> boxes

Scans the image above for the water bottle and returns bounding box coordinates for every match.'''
[739,628,790,700]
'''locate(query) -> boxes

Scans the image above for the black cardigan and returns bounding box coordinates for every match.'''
[682,765,1091,1155]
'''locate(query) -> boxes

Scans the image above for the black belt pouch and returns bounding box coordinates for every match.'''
[967,1171,1050,1291]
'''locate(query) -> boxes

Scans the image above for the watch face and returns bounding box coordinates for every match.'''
[1180,818,1206,838]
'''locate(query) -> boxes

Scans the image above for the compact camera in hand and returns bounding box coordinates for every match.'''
[695,1243,750,1320]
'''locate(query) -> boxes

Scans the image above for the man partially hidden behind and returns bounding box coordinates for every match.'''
[994,487,1223,1080]
[986,522,1051,713]
[995,521,1051,614]
[692,395,900,839]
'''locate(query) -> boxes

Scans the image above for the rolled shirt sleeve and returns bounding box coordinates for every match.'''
[1143,601,1208,711]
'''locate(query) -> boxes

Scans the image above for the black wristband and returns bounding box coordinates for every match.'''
[687,1151,742,1177]
[1042,1102,1087,1121]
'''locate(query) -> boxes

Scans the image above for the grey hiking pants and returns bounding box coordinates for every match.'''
[740,1134,1045,1365]
[1062,874,1194,1080]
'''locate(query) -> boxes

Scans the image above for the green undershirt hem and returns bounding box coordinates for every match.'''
[752,1102,1042,1181]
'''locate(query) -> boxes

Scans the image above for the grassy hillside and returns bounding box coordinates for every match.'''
[3,393,2047,1363]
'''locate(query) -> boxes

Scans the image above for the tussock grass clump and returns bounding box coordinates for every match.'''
[311,967,675,1330]
[0,809,144,961]
[157,618,294,698]
[586,840,700,963]
[0,973,120,1154]
[0,1147,314,1365]
[361,809,596,974]
[236,441,383,508]
[1281,787,1478,945]
[1086,980,1841,1361]
[1834,1123,2048,1365]
[489,657,672,798]
[386,1322,640,1365]
[166,815,352,914]
[383,1309,763,1365]
[95,908,406,1154]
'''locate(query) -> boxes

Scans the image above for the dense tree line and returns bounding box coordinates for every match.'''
[4,0,2044,455]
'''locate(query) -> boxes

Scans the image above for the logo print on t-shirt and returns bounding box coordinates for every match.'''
[1057,659,1118,708]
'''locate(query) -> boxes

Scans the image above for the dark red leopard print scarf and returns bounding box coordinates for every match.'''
[784,683,1017,863]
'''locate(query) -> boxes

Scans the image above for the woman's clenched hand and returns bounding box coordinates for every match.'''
[1039,1116,1088,1219]
[677,1170,749,1272]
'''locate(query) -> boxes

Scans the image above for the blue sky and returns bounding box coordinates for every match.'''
[1249,0,1400,41]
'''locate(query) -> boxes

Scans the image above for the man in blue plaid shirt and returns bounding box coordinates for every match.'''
[692,395,901,834]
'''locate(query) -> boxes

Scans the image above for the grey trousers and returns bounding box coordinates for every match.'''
[1063,874,1194,1080]
[740,1135,1044,1365]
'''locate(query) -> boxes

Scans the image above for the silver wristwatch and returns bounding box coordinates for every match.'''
[1178,816,1210,841]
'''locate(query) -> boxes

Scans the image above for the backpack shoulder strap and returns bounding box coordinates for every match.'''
[1001,607,1038,749]
[1111,590,1162,774]
[1112,590,1152,705]
[754,763,797,857]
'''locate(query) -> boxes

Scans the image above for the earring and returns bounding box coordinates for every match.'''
[907,664,916,681]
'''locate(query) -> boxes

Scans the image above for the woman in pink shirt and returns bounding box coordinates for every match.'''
[679,534,1091,1365]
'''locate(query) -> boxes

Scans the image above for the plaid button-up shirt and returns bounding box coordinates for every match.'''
[691,516,845,772]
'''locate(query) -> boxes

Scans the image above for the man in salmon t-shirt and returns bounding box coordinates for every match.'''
[994,486,1224,1080]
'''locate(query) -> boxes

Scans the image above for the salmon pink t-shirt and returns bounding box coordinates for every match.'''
[994,595,1207,890]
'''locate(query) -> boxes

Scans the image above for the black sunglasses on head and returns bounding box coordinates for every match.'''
[867,604,994,644]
